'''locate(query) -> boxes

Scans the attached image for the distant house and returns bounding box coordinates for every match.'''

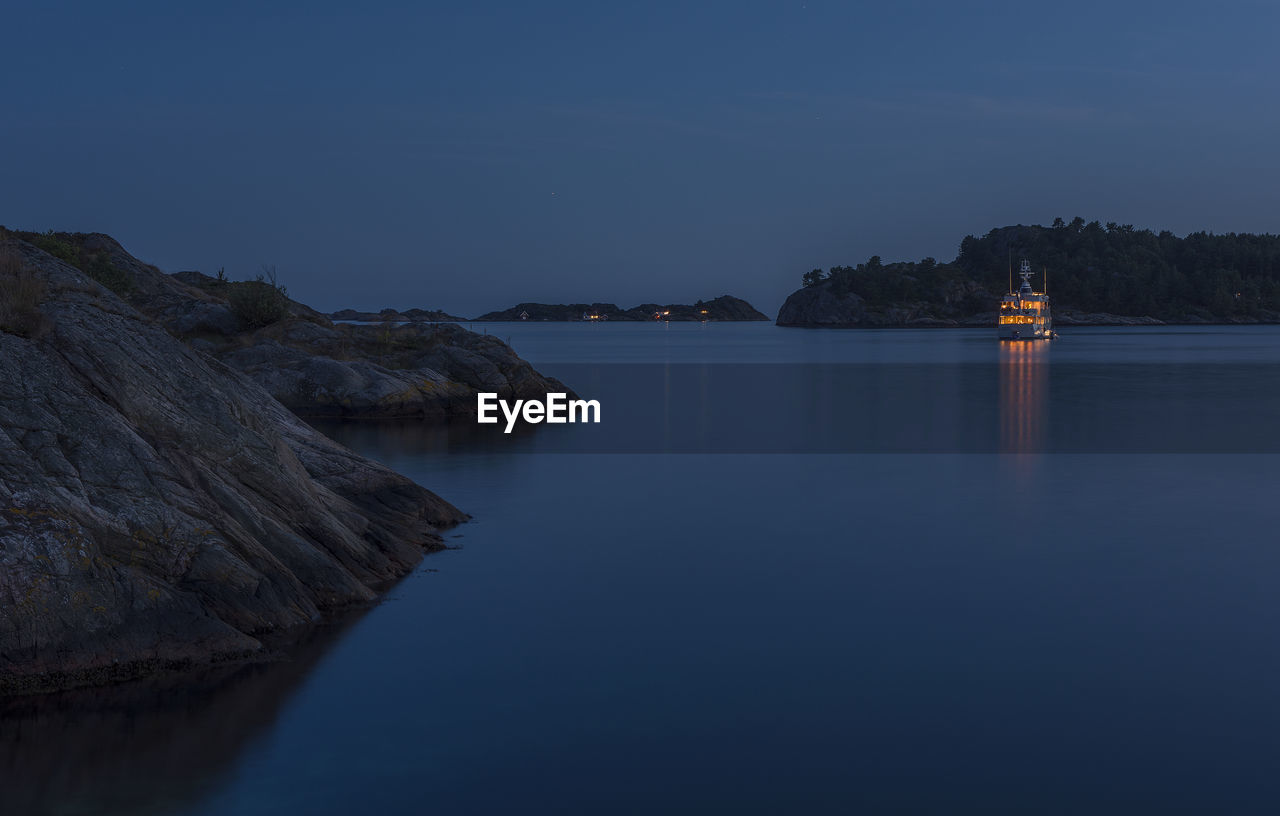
[519,310,529,320]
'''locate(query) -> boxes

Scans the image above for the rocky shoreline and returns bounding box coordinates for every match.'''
[775,282,1260,328]
[0,231,567,694]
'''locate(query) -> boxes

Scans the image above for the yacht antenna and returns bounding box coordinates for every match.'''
[1018,259,1032,293]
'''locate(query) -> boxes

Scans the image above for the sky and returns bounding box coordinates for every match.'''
[4,0,1280,318]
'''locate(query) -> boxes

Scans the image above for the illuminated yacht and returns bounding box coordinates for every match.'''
[998,259,1054,340]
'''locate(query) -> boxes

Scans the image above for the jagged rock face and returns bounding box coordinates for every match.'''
[217,321,572,420]
[0,238,466,693]
[37,234,568,420]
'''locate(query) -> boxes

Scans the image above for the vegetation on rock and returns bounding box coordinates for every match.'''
[227,265,290,329]
[0,250,46,338]
[11,229,134,295]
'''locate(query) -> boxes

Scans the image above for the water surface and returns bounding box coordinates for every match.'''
[7,324,1280,814]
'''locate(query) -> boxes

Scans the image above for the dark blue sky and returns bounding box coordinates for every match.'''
[4,1,1278,317]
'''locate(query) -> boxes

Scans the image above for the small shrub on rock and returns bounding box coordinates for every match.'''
[83,252,133,295]
[30,231,78,264]
[228,266,289,329]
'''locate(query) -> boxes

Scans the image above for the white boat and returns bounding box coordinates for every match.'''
[999,259,1054,340]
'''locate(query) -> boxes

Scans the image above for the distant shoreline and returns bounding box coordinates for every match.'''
[331,294,770,324]
[330,316,1280,329]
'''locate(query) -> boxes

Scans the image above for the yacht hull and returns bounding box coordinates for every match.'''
[998,326,1051,340]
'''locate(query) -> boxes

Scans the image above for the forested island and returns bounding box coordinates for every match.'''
[476,295,768,322]
[778,218,1280,327]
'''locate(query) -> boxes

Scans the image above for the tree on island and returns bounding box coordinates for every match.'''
[797,219,1280,321]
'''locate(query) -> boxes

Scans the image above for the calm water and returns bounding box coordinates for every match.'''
[7,324,1280,814]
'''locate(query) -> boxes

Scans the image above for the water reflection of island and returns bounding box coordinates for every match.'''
[0,610,368,816]
[999,342,1049,454]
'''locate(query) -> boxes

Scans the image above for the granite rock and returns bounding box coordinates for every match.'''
[0,236,466,694]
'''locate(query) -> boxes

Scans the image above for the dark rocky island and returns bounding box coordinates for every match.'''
[778,219,1280,327]
[0,229,567,694]
[476,294,769,322]
[330,307,465,323]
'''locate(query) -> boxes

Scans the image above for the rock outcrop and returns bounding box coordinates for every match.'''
[19,233,569,420]
[476,294,770,322]
[214,318,568,420]
[0,234,469,694]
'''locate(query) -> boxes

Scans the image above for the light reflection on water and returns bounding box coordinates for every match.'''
[999,341,1049,456]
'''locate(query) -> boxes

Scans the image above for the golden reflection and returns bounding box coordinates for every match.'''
[999,341,1048,455]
